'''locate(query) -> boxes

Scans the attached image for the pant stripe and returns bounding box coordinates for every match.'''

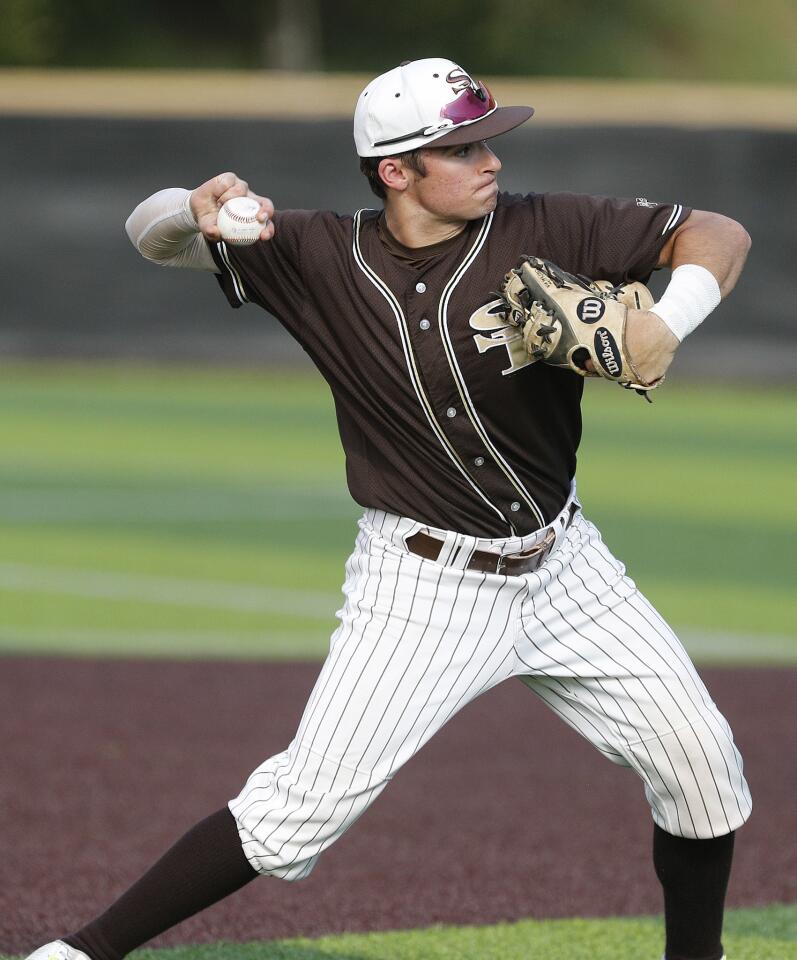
[524,678,628,763]
[307,558,432,787]
[517,528,712,836]
[567,536,719,834]
[354,564,466,787]
[299,528,398,751]
[574,524,741,821]
[568,522,743,835]
[547,558,713,835]
[523,595,695,836]
[235,534,376,818]
[278,565,520,870]
[624,590,750,824]
[240,532,397,830]
[263,552,442,855]
[411,577,522,758]
[253,551,424,841]
[374,569,483,783]
[282,567,468,867]
[298,529,372,723]
[515,574,690,832]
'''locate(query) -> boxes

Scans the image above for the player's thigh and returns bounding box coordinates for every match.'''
[231,523,523,876]
[516,514,751,838]
[294,530,524,778]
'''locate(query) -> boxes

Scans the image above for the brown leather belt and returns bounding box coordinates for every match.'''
[405,504,578,576]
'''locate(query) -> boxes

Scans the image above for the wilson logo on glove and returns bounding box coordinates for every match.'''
[595,328,622,377]
[576,298,606,323]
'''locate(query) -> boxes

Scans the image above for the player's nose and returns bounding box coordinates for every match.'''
[482,144,502,173]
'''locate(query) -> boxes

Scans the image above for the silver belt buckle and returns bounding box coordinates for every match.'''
[495,528,556,574]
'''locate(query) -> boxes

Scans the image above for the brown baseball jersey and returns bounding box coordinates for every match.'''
[210,191,690,538]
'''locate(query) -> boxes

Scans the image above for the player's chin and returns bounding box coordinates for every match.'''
[477,183,500,212]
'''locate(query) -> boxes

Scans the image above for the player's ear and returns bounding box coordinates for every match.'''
[378,157,410,194]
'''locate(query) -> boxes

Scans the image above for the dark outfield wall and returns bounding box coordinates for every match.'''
[2,116,794,378]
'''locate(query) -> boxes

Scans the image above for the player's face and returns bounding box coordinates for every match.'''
[409,141,502,222]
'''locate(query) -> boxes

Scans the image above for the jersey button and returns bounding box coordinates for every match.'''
[474,456,485,467]
[446,407,457,418]
[510,501,521,512]
[419,318,430,330]
[415,282,427,293]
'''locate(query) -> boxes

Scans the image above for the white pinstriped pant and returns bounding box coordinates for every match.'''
[229,500,752,880]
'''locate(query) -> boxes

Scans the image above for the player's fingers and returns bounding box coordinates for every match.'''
[247,191,275,222]
[190,171,245,227]
[217,176,250,208]
[196,210,221,240]
[213,171,243,198]
[190,177,226,222]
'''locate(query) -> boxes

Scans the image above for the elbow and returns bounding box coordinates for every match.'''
[729,219,752,287]
[727,216,752,257]
[124,202,154,259]
[123,210,176,265]
[711,214,751,298]
[124,210,140,251]
[709,212,751,258]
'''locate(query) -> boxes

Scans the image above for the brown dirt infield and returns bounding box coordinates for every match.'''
[1,658,794,953]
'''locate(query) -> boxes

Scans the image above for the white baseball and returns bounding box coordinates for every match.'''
[216,196,264,245]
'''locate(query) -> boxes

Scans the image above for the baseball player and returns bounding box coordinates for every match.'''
[25,58,751,960]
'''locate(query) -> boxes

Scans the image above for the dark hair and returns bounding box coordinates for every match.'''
[359,149,427,200]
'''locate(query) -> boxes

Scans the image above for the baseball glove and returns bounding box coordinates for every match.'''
[500,257,660,396]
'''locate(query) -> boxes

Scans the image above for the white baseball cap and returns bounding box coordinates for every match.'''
[354,57,534,158]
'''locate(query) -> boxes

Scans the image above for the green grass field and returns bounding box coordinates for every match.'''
[0,362,794,663]
[3,905,796,960]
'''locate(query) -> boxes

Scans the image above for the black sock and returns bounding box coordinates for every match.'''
[653,823,734,960]
[64,808,257,960]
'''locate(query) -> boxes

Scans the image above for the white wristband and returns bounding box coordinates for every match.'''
[649,264,722,342]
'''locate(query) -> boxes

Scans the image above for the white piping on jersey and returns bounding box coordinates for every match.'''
[351,209,512,531]
[217,241,249,304]
[661,204,683,237]
[437,215,547,529]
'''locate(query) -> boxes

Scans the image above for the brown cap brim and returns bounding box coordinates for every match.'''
[429,105,534,148]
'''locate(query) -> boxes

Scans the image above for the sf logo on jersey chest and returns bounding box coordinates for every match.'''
[469,298,532,376]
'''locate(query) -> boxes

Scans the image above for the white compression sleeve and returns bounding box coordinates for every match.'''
[649,264,722,341]
[125,188,218,272]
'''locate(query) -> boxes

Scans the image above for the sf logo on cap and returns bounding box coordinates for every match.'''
[576,298,606,323]
[446,67,483,99]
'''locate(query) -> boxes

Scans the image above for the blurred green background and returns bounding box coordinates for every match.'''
[0,364,793,664]
[2,0,796,82]
[0,2,795,668]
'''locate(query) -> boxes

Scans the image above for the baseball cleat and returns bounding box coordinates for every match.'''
[24,942,92,960]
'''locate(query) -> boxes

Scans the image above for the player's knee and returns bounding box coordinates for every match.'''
[652,798,752,841]
[640,718,753,840]
[230,806,327,881]
[228,760,390,882]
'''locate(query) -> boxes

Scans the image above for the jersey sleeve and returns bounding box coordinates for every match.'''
[208,209,320,326]
[534,192,691,284]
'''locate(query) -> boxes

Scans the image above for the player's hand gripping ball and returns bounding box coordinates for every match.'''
[216,196,265,245]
